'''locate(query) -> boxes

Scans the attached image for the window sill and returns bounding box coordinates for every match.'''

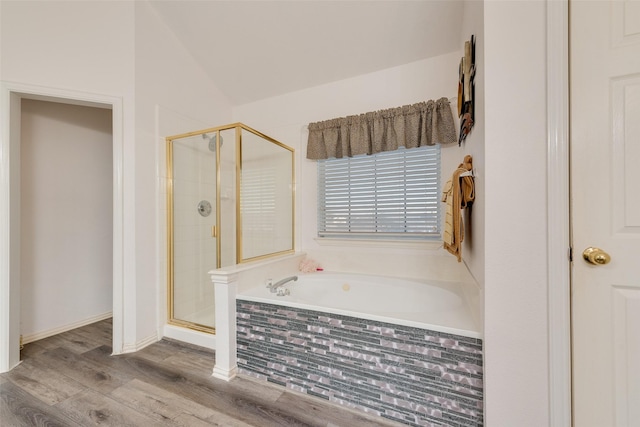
[313,237,443,250]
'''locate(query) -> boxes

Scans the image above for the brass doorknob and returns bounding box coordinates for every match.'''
[582,247,611,265]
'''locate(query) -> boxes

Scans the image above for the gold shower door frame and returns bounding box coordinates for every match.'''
[166,123,295,334]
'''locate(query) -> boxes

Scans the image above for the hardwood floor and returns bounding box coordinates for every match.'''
[0,319,404,426]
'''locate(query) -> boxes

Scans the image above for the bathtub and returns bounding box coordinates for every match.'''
[238,272,480,338]
[236,272,484,426]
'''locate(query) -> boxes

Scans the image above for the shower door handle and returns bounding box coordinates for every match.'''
[211,226,217,238]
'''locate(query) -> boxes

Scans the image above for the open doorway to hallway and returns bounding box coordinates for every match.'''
[19,99,113,349]
[1,83,126,373]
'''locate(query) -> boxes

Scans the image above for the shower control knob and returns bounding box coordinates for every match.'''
[582,247,611,265]
[197,200,212,217]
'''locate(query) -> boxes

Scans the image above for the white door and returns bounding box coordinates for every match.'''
[571,1,640,426]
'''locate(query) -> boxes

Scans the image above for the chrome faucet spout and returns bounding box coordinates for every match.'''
[268,275,298,292]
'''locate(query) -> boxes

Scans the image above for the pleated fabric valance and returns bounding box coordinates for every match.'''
[306,97,456,160]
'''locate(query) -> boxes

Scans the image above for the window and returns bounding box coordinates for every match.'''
[317,145,441,240]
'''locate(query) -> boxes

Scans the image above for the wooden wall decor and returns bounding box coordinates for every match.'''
[458,35,476,145]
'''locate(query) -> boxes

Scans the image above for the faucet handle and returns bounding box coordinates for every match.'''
[276,288,290,297]
[266,278,273,289]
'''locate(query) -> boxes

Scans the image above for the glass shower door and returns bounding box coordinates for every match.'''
[168,132,218,332]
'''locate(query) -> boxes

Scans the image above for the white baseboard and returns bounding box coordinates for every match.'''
[22,311,113,344]
[213,365,237,382]
[121,332,159,354]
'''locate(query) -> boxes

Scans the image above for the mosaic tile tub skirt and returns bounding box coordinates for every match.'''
[236,301,483,427]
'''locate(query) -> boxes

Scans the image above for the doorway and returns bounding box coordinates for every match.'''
[19,99,113,344]
[0,83,126,372]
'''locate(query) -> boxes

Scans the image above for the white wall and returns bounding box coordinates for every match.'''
[20,99,113,339]
[134,1,232,339]
[483,1,550,425]
[232,52,475,285]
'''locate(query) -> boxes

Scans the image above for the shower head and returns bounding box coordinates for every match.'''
[202,133,223,152]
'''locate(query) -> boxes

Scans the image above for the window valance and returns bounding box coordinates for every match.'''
[306,97,456,160]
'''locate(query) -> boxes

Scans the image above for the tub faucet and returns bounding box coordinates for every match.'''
[267,275,298,293]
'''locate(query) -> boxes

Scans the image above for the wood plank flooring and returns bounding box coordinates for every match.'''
[0,319,404,426]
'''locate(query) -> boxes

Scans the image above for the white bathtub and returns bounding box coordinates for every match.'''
[237,272,480,339]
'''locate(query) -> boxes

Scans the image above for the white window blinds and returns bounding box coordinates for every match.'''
[317,146,441,239]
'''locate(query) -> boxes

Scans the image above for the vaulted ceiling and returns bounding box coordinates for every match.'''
[149,1,464,106]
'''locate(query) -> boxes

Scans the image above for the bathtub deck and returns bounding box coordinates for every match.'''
[238,273,481,339]
[0,318,405,427]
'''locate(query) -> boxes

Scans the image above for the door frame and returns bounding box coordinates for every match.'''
[546,0,572,425]
[0,81,125,372]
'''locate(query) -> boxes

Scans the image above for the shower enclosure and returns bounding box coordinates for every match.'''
[166,123,294,334]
